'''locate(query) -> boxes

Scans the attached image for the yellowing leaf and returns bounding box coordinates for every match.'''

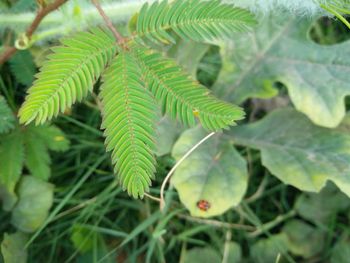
[172,126,248,218]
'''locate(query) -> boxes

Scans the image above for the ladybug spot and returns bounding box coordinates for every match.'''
[197,200,211,211]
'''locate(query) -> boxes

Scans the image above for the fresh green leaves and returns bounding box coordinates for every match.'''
[172,127,248,217]
[136,0,256,44]
[18,28,117,125]
[17,0,253,198]
[134,45,244,131]
[214,16,350,128]
[231,108,350,196]
[100,51,158,198]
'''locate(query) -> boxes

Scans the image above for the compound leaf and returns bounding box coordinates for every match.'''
[172,126,248,217]
[135,0,256,44]
[100,51,158,198]
[231,108,350,196]
[18,28,117,125]
[134,45,244,131]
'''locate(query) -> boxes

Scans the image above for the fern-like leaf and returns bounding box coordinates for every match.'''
[18,28,117,125]
[133,45,244,130]
[136,0,256,44]
[0,96,15,134]
[100,51,158,198]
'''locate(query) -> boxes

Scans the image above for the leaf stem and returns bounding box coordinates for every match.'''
[0,0,68,65]
[91,0,125,44]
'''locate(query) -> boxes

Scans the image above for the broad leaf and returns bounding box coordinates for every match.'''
[172,126,248,217]
[156,117,181,156]
[230,108,350,196]
[283,220,325,258]
[213,16,350,127]
[0,132,24,211]
[0,232,28,263]
[295,183,350,224]
[183,247,221,263]
[331,237,350,263]
[250,234,289,263]
[0,96,15,134]
[11,176,54,233]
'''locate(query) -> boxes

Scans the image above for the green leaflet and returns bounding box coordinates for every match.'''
[0,96,15,134]
[24,128,51,181]
[230,108,350,196]
[0,125,68,210]
[0,132,24,211]
[11,176,54,233]
[172,126,248,217]
[213,15,350,128]
[183,247,221,263]
[18,28,117,125]
[135,0,256,44]
[0,232,28,263]
[133,45,245,131]
[100,51,158,198]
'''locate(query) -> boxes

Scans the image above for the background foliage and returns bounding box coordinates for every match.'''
[1,0,350,262]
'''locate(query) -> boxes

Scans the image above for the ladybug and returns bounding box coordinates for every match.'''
[196,200,211,211]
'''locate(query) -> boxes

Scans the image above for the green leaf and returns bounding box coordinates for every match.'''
[250,234,289,263]
[100,51,158,198]
[70,224,96,253]
[24,127,51,181]
[283,220,325,258]
[1,232,28,263]
[183,247,221,263]
[172,126,248,217]
[18,28,117,125]
[29,125,70,152]
[156,117,181,156]
[295,183,350,224]
[331,237,350,263]
[133,45,245,131]
[0,132,24,211]
[11,176,54,233]
[0,96,15,134]
[9,50,35,86]
[135,0,256,44]
[167,38,210,77]
[213,15,350,127]
[231,108,350,197]
[224,242,242,263]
